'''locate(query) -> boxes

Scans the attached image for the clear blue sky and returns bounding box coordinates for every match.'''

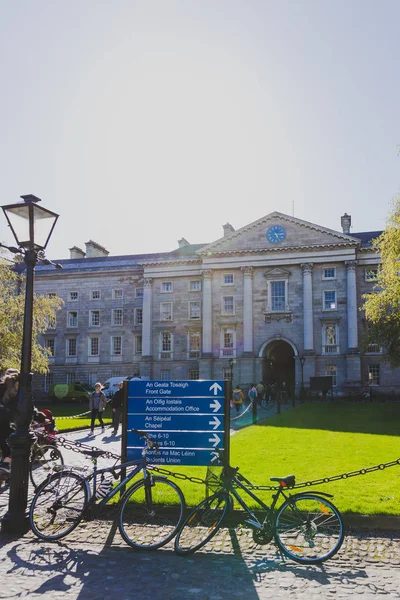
[1,0,399,259]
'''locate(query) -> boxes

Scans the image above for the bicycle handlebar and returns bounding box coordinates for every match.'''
[130,429,160,452]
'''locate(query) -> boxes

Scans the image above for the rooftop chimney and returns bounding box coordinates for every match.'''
[223,223,235,237]
[178,237,190,248]
[69,246,86,259]
[341,213,351,234]
[85,240,109,258]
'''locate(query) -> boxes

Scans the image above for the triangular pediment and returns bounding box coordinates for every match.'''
[263,267,291,279]
[198,212,359,255]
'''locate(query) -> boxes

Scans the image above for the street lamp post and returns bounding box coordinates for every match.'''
[299,355,306,403]
[228,358,236,383]
[1,194,59,535]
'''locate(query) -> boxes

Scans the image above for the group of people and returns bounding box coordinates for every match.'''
[88,381,124,437]
[231,381,278,415]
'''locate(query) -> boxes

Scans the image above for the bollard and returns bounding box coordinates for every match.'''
[276,393,281,415]
[252,399,257,424]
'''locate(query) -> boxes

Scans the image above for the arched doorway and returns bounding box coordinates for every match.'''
[262,340,295,399]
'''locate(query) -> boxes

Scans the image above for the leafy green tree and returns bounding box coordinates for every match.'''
[362,196,400,368]
[0,255,63,373]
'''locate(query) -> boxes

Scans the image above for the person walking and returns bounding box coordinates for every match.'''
[89,382,107,436]
[232,385,244,415]
[111,381,124,436]
[0,369,19,467]
[248,383,257,403]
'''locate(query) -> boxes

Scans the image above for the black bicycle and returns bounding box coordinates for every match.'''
[175,451,344,564]
[30,429,185,550]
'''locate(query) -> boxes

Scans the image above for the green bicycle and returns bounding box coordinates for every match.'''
[175,451,344,564]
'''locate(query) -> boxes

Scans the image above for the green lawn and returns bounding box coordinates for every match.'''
[49,401,400,516]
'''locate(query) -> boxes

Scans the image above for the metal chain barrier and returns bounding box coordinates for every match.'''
[56,410,91,420]
[54,434,400,490]
[230,400,254,422]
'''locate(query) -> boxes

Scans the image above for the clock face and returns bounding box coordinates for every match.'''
[266,225,286,244]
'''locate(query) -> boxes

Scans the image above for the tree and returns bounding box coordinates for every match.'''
[362,196,400,368]
[0,255,63,374]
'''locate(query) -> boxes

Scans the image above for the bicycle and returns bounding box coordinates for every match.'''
[29,428,186,550]
[0,425,63,490]
[174,450,344,564]
[29,425,64,489]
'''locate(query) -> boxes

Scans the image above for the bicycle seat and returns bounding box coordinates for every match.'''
[270,475,296,488]
[81,449,107,458]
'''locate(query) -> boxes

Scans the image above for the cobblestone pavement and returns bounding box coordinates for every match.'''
[0,425,400,598]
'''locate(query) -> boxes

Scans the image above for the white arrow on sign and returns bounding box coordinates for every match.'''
[208,433,221,447]
[210,399,221,412]
[209,416,221,430]
[209,382,222,395]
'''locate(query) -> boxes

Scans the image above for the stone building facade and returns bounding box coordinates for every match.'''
[32,212,399,398]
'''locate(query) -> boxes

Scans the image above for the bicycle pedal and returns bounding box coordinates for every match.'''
[245,519,263,530]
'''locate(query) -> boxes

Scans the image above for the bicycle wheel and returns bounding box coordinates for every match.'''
[30,471,89,540]
[30,444,64,489]
[118,476,185,550]
[174,490,230,555]
[275,494,344,564]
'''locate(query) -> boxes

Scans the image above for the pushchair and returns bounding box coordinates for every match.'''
[31,407,58,446]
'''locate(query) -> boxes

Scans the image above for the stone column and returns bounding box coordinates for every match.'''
[142,278,153,356]
[241,266,253,354]
[346,261,358,350]
[301,263,314,351]
[202,270,212,356]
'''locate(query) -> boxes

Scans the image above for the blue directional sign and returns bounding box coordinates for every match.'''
[126,380,226,466]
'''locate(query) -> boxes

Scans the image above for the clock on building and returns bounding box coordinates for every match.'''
[266,225,286,243]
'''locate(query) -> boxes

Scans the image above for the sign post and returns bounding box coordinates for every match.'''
[125,380,227,467]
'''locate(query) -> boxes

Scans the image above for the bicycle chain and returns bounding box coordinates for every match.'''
[55,435,400,489]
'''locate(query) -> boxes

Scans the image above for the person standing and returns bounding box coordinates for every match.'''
[0,369,19,466]
[111,381,124,436]
[232,385,244,415]
[89,382,107,436]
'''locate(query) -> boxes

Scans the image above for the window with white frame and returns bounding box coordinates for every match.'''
[112,289,123,299]
[161,281,173,293]
[91,290,101,300]
[160,369,170,381]
[189,368,199,380]
[189,280,201,292]
[222,296,235,315]
[67,311,78,328]
[68,291,79,301]
[44,372,54,391]
[220,327,235,357]
[368,364,380,385]
[222,273,234,285]
[188,331,201,357]
[66,371,76,384]
[322,323,339,354]
[135,287,143,298]
[323,268,336,280]
[270,281,286,312]
[189,301,201,320]
[112,308,123,326]
[46,314,56,329]
[135,308,143,325]
[44,338,55,356]
[134,335,142,355]
[160,302,173,321]
[325,364,337,386]
[367,343,381,353]
[365,268,378,282]
[89,310,100,327]
[160,332,173,358]
[323,290,337,310]
[66,338,77,357]
[111,336,122,355]
[89,337,99,357]
[223,367,232,380]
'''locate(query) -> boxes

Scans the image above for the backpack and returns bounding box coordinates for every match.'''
[249,388,256,400]
[233,390,241,402]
